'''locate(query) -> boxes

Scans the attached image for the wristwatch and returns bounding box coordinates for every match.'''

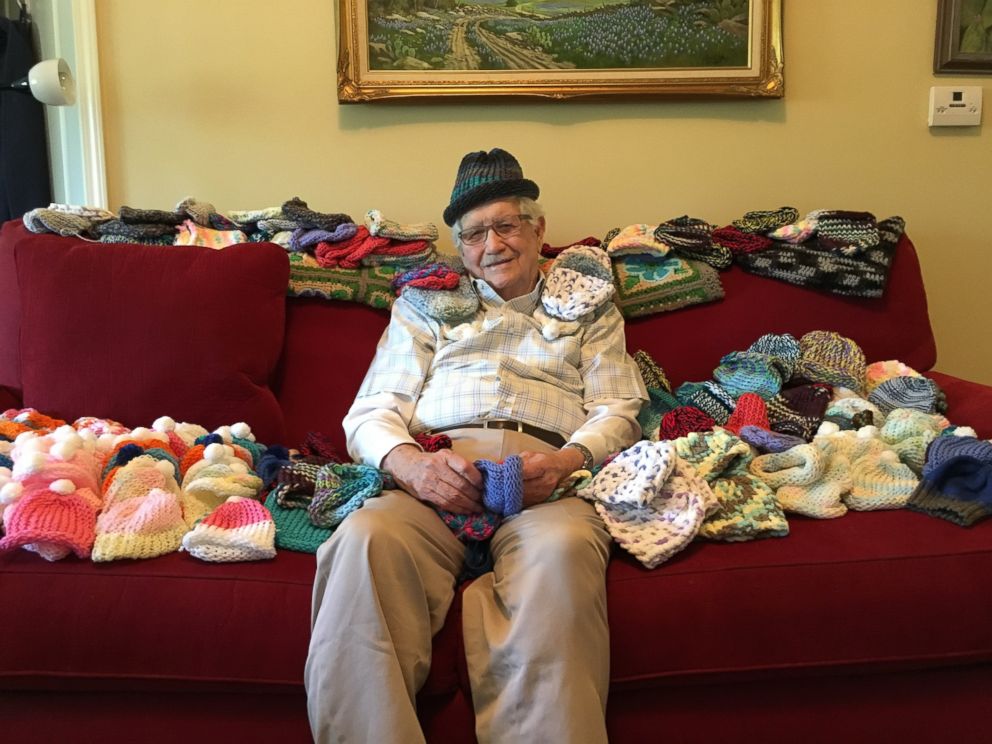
[563,442,595,470]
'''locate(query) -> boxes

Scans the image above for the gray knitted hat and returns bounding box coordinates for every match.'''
[443,148,539,227]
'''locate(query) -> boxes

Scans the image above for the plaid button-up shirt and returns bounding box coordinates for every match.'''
[345,277,647,467]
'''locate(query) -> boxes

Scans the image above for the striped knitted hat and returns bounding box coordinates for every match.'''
[92,487,188,562]
[795,331,866,393]
[443,148,539,227]
[181,496,276,562]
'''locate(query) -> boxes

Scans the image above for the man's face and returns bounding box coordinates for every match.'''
[457,199,545,301]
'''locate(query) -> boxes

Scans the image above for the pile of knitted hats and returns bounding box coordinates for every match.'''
[308,208,437,269]
[718,207,908,298]
[0,409,278,563]
[602,218,732,271]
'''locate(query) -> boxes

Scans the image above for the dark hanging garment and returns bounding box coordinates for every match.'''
[0,16,52,223]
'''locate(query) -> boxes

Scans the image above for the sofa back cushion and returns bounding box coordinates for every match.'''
[12,224,289,444]
[624,235,937,387]
[0,222,22,396]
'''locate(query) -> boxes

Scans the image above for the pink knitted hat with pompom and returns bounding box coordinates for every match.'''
[0,479,98,560]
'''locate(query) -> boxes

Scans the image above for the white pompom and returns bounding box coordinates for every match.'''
[953,426,977,438]
[204,442,229,462]
[96,433,116,452]
[230,422,252,440]
[153,416,177,432]
[50,479,76,495]
[857,425,880,439]
[0,481,24,504]
[51,436,81,462]
[213,426,233,443]
[131,426,153,439]
[77,428,96,443]
[817,421,840,437]
[53,424,76,440]
[13,431,37,446]
[15,451,48,476]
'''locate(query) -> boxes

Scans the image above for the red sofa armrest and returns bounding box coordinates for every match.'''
[926,370,992,439]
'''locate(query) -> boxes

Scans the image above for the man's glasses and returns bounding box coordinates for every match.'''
[458,214,532,247]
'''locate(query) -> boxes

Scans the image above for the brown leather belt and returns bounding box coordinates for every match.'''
[430,420,566,449]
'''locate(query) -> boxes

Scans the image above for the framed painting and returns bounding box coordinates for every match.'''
[935,0,992,74]
[337,0,783,102]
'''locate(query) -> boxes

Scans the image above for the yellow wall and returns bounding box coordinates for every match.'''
[96,0,991,384]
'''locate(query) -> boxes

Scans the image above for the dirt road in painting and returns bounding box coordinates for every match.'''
[448,16,570,70]
[448,19,480,70]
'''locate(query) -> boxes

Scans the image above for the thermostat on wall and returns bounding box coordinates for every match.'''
[928,86,982,127]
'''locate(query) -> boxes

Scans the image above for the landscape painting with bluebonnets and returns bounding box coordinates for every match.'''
[367,0,749,71]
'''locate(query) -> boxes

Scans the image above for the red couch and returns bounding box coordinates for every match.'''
[2,220,991,743]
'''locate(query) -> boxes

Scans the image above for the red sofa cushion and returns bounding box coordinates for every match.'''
[10,224,289,444]
[0,222,22,395]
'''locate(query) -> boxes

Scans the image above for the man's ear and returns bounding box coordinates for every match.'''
[534,216,546,242]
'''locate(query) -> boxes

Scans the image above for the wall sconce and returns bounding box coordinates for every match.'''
[3,58,76,106]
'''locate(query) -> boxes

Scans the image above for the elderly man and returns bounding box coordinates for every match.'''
[305,148,647,743]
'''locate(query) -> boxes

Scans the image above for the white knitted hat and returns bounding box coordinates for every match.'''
[591,456,717,569]
[579,440,677,507]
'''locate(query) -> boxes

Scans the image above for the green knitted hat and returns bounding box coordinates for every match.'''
[443,148,539,227]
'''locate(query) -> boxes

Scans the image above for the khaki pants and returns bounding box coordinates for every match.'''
[305,428,612,744]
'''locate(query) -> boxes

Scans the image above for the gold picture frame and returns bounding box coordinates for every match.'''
[337,0,783,102]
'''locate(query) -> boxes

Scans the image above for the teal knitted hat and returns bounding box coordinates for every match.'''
[443,148,539,227]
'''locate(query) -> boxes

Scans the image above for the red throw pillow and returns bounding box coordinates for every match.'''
[15,232,289,445]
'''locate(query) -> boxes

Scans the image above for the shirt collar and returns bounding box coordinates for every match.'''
[472,274,545,314]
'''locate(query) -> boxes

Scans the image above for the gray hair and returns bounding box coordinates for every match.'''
[451,197,545,251]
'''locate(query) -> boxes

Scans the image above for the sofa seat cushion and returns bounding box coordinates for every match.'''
[606,508,992,687]
[11,223,289,444]
[0,547,462,697]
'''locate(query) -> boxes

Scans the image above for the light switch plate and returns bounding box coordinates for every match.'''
[929,86,982,126]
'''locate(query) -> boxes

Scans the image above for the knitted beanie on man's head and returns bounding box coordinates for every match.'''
[443,148,540,227]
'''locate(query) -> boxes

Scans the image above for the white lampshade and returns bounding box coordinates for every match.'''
[27,58,76,106]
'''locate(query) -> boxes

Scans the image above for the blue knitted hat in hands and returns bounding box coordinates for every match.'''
[443,148,540,227]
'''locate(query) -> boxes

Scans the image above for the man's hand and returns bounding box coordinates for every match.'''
[518,447,586,508]
[382,444,483,514]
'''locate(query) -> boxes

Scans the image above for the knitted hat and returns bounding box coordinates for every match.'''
[588,456,718,569]
[579,440,677,508]
[0,479,98,560]
[281,197,353,232]
[823,397,885,430]
[712,351,787,400]
[868,376,943,416]
[308,463,382,529]
[814,423,888,464]
[815,211,879,255]
[749,444,848,519]
[674,381,736,425]
[365,209,439,241]
[476,456,525,517]
[879,409,945,474]
[673,429,789,541]
[767,214,819,244]
[864,360,923,396]
[391,262,463,294]
[732,207,799,234]
[181,443,264,526]
[845,450,918,511]
[401,275,480,325]
[181,496,276,562]
[738,425,807,454]
[723,393,770,436]
[766,384,832,441]
[264,487,333,553]
[443,148,539,227]
[541,246,615,321]
[747,333,801,380]
[92,487,188,562]
[795,331,866,393]
[633,350,672,392]
[603,224,672,260]
[906,438,992,526]
[660,406,717,440]
[655,216,731,270]
[103,456,180,509]
[712,225,772,255]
